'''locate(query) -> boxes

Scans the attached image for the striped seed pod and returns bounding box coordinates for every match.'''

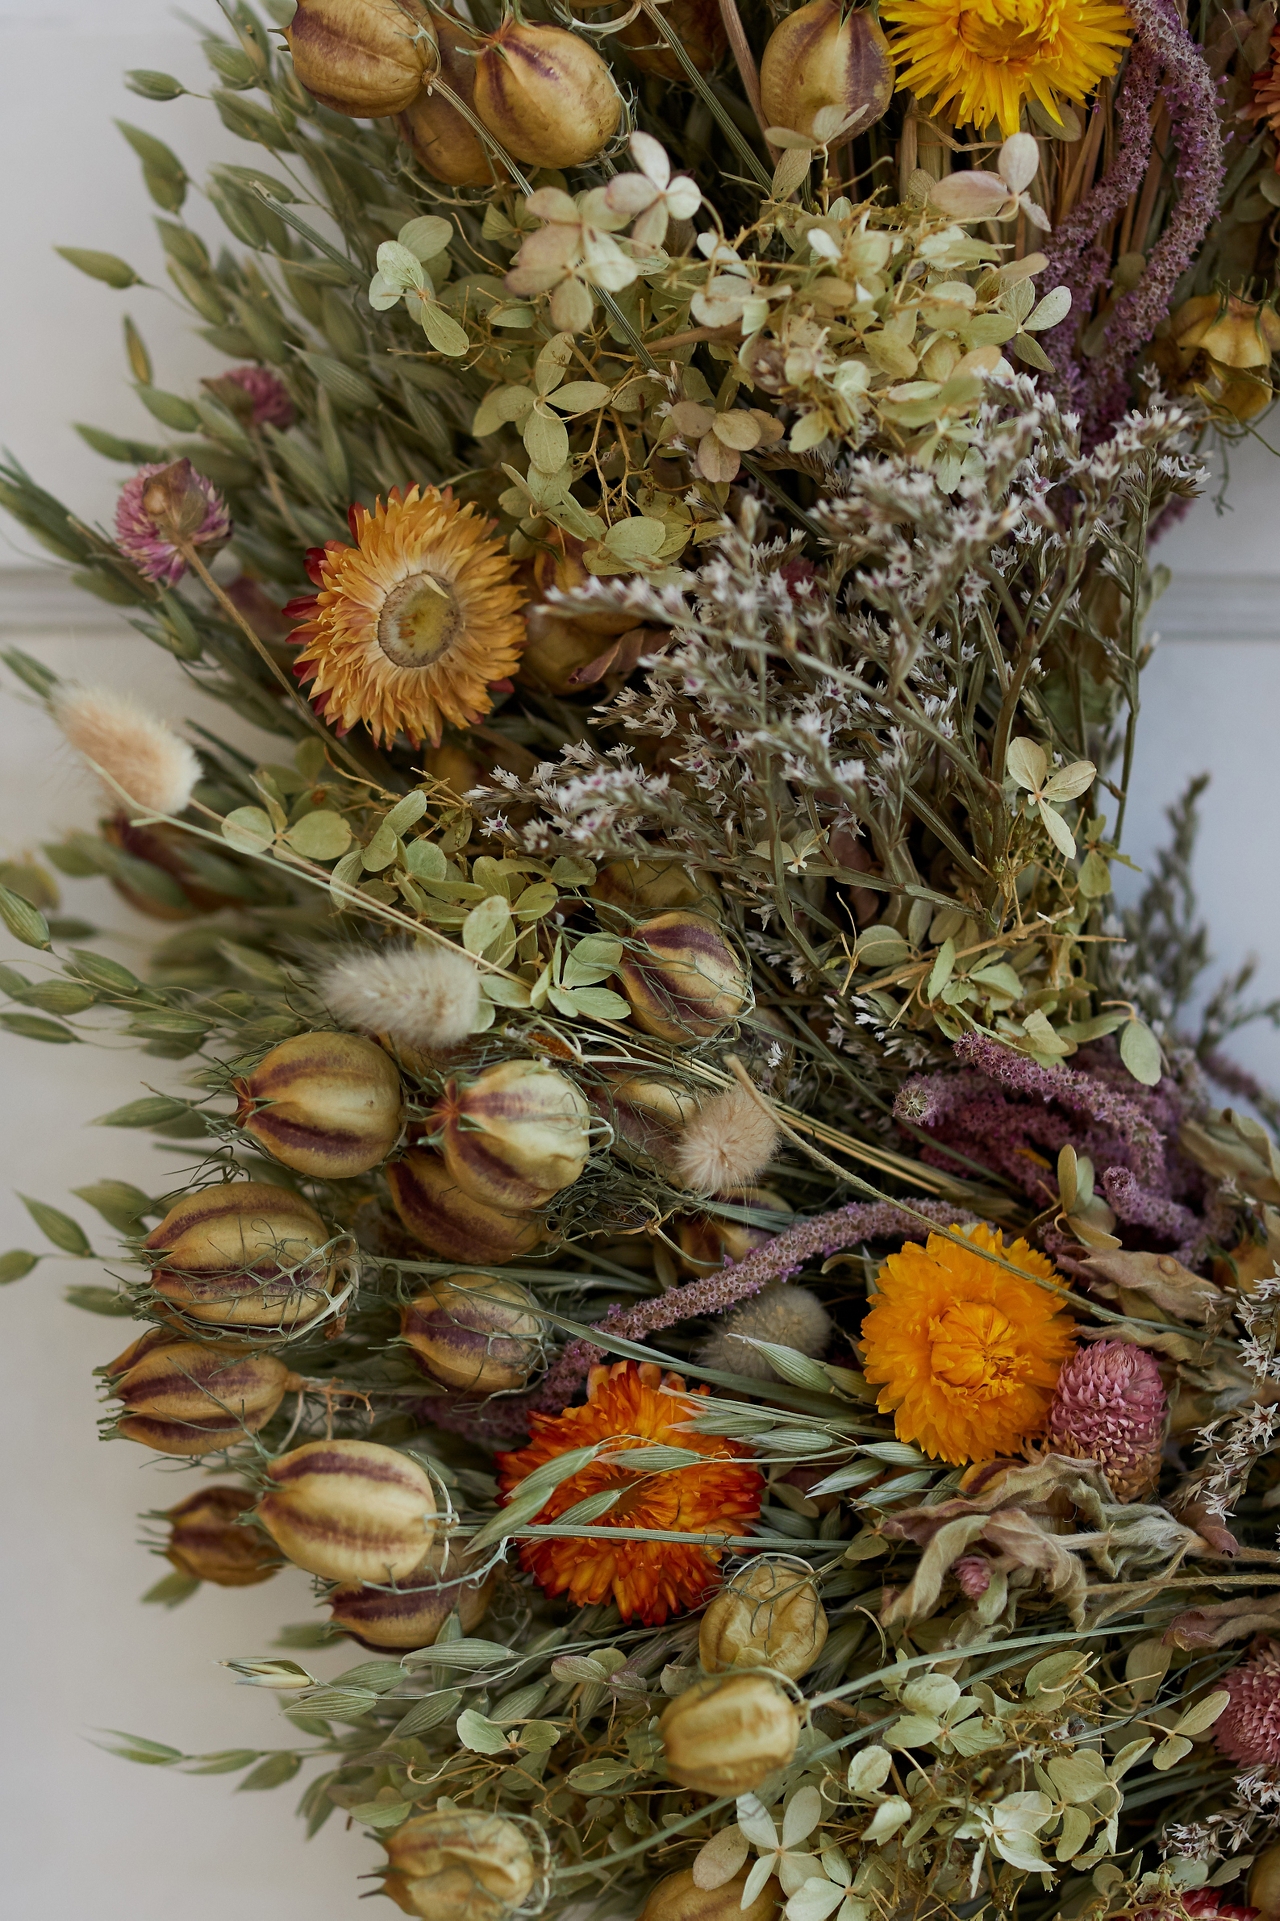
[473,20,621,170]
[598,1070,700,1170]
[387,1149,542,1263]
[659,1674,799,1794]
[617,912,749,1043]
[615,0,727,81]
[145,1182,336,1330]
[676,1186,791,1274]
[759,0,893,142]
[328,1538,495,1649]
[164,1485,279,1587]
[109,1334,300,1455]
[381,1809,536,1921]
[433,1060,591,1210]
[397,16,498,187]
[401,1272,544,1393]
[285,0,434,117]
[698,1557,828,1679]
[256,1438,437,1583]
[590,854,720,925]
[639,1868,780,1921]
[233,1032,403,1179]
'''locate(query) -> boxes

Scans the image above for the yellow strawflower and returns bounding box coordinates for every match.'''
[880,0,1133,138]
[861,1223,1076,1465]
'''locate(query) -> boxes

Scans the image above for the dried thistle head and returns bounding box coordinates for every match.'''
[698,1283,832,1380]
[51,683,201,817]
[318,943,482,1052]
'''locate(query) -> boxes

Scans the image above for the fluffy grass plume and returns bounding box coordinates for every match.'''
[319,942,481,1050]
[52,684,200,817]
[674,1086,780,1192]
[699,1283,833,1381]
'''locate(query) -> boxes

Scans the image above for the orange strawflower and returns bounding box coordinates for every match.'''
[860,1223,1075,1466]
[496,1361,763,1625]
[287,486,525,748]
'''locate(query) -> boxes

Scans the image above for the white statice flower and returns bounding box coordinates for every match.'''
[603,132,700,248]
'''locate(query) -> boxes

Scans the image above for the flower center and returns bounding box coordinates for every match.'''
[377,569,463,669]
[929,1300,1024,1397]
[956,0,1060,65]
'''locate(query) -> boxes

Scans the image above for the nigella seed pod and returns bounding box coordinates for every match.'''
[381,1808,536,1921]
[759,0,893,142]
[233,1032,403,1179]
[145,1182,336,1330]
[615,0,727,81]
[600,1071,701,1170]
[473,20,622,170]
[433,1060,591,1210]
[285,0,434,117]
[639,1868,780,1921]
[668,1183,787,1275]
[164,1485,279,1587]
[659,1673,799,1794]
[109,1335,300,1456]
[397,16,498,186]
[401,1272,544,1393]
[617,912,749,1044]
[590,853,721,924]
[1249,1845,1280,1918]
[329,1538,495,1649]
[102,817,241,920]
[676,1187,791,1274]
[256,1438,437,1583]
[387,1149,543,1263]
[699,1557,828,1680]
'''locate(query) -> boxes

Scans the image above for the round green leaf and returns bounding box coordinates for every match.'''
[221,806,275,854]
[285,811,352,862]
[420,303,469,357]
[1120,1018,1162,1086]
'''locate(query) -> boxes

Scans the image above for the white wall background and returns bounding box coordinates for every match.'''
[2,3,1280,1915]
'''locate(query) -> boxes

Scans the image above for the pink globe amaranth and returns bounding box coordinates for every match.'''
[1216,1641,1280,1769]
[219,365,295,429]
[1046,1338,1167,1503]
[953,1554,991,1599]
[115,459,231,587]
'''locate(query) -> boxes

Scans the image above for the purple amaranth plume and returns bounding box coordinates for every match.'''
[1102,1166,1201,1246]
[949,1034,1167,1180]
[1216,1641,1280,1769]
[1040,0,1224,446]
[532,1196,976,1410]
[896,1036,1213,1264]
[1047,1339,1167,1502]
[115,459,231,587]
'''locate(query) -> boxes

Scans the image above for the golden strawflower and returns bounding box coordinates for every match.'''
[288,487,525,748]
[861,1223,1075,1465]
[496,1360,762,1625]
[879,0,1132,138]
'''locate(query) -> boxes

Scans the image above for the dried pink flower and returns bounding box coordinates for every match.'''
[953,1554,991,1599]
[1216,1641,1280,1769]
[1046,1339,1166,1503]
[115,459,231,586]
[213,365,295,429]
